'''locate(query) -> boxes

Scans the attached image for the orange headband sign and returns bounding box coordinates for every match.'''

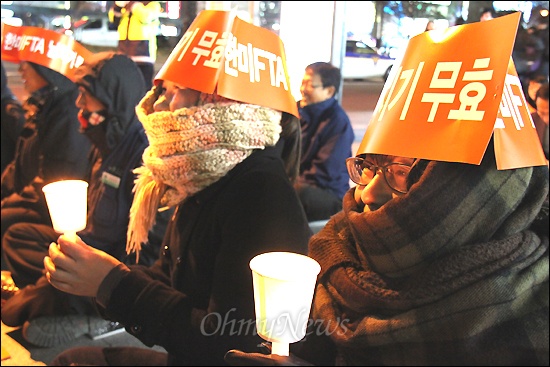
[154,10,298,118]
[1,23,92,82]
[356,12,546,170]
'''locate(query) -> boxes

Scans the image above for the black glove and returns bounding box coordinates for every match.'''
[224,343,314,366]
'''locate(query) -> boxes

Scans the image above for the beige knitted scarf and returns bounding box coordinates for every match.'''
[126,89,282,258]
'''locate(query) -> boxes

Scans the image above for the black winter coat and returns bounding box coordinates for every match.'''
[97,143,312,365]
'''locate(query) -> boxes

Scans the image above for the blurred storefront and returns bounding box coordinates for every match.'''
[2,2,548,44]
[2,1,548,96]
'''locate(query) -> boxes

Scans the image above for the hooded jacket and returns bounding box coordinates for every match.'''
[1,62,92,203]
[74,52,159,264]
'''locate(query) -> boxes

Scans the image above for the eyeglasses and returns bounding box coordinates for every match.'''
[346,156,413,193]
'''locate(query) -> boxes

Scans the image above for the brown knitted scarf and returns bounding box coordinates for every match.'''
[127,89,282,257]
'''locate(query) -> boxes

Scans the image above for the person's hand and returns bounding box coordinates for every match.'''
[44,234,121,297]
[224,348,313,366]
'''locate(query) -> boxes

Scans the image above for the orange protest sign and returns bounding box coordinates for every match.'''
[154,10,298,117]
[1,23,92,82]
[356,12,544,169]
[493,58,547,169]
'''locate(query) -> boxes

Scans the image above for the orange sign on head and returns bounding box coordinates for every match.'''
[154,10,298,118]
[357,12,546,170]
[1,23,92,82]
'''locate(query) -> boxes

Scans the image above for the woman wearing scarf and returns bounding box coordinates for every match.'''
[225,143,549,365]
[224,12,549,366]
[44,77,311,365]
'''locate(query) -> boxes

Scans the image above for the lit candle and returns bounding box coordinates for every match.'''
[42,180,88,242]
[249,252,320,356]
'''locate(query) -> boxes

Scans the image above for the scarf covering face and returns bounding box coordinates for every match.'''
[308,149,549,365]
[127,88,282,256]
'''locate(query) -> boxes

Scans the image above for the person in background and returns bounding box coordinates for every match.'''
[453,17,466,26]
[1,52,169,347]
[226,139,549,366]
[424,20,436,31]
[44,74,311,365]
[513,23,546,88]
[109,1,161,91]
[0,61,92,247]
[532,82,549,161]
[529,9,549,80]
[524,73,548,114]
[294,62,354,222]
[480,7,496,22]
[1,61,25,175]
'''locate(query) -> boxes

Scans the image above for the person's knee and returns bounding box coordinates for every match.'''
[3,222,42,250]
[1,207,44,239]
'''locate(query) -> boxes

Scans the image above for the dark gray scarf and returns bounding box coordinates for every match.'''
[309,148,549,365]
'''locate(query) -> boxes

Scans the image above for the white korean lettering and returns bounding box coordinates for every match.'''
[498,73,531,130]
[448,58,493,121]
[378,62,424,122]
[191,30,218,65]
[176,27,199,62]
[421,61,461,122]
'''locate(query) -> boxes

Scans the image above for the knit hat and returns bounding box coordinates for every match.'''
[127,87,283,256]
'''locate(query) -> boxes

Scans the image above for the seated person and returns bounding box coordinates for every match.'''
[225,14,548,366]
[294,62,354,222]
[1,53,168,347]
[44,72,312,365]
[226,143,549,365]
[1,61,92,243]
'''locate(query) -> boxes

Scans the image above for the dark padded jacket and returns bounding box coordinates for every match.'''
[297,97,354,199]
[96,142,312,365]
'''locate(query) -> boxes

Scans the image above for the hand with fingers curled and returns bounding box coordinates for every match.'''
[44,234,121,297]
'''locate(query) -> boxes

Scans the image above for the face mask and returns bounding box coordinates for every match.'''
[78,110,107,129]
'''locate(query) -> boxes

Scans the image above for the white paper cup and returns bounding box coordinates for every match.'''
[250,252,321,356]
[42,180,88,236]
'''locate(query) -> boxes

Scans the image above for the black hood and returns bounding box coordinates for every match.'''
[74,52,146,132]
[74,52,146,149]
[27,62,76,93]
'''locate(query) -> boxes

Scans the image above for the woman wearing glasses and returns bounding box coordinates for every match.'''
[226,142,549,365]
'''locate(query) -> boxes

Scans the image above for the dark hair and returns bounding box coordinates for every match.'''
[425,20,435,31]
[531,74,549,85]
[306,62,341,96]
[535,82,549,102]
[480,7,496,18]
